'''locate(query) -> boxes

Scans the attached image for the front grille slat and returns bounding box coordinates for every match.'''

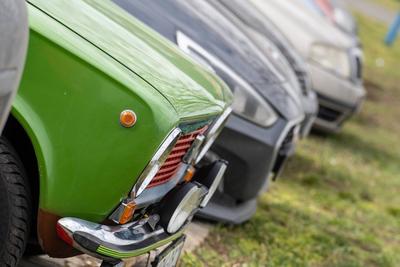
[146,125,208,189]
[176,137,196,143]
[157,165,181,175]
[168,150,187,158]
[162,158,183,167]
[152,170,180,182]
[173,144,192,150]
[355,56,362,79]
[318,105,343,122]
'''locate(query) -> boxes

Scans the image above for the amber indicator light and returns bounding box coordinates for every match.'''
[183,166,195,182]
[120,110,137,128]
[119,201,137,224]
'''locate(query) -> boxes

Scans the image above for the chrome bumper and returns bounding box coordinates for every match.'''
[57,215,182,260]
[56,160,228,261]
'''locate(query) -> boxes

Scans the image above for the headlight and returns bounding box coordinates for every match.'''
[159,183,207,234]
[309,43,351,78]
[231,81,278,127]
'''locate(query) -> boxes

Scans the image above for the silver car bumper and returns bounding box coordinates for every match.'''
[309,63,366,106]
[308,63,366,132]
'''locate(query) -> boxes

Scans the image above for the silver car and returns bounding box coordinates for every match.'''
[252,0,366,132]
[0,0,28,133]
[301,0,359,39]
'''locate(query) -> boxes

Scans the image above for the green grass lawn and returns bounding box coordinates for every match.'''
[182,10,400,267]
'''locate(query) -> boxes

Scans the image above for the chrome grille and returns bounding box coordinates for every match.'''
[146,126,208,188]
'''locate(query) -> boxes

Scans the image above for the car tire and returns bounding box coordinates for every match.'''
[0,138,31,267]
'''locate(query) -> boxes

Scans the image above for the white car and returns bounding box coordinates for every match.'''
[252,0,366,132]
[0,0,28,133]
[301,0,359,39]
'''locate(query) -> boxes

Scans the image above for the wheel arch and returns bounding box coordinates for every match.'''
[3,104,49,242]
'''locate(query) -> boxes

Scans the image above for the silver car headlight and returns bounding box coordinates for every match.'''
[309,43,351,78]
[231,82,278,127]
[159,182,208,234]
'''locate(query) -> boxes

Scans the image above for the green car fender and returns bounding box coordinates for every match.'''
[11,6,179,223]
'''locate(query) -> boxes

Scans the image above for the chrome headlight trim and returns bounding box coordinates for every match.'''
[195,107,232,164]
[133,128,182,197]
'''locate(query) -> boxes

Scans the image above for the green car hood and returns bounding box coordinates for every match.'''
[28,0,232,121]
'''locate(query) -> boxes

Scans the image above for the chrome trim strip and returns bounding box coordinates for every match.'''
[59,216,164,247]
[195,107,232,164]
[200,161,227,208]
[183,135,205,164]
[133,128,182,197]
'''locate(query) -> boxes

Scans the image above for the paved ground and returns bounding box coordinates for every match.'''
[337,0,397,25]
[19,222,211,267]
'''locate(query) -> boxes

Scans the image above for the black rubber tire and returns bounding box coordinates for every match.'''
[0,138,31,267]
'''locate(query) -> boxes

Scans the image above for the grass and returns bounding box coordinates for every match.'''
[181,9,400,267]
[369,0,399,11]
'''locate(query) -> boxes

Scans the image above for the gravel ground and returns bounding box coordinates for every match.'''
[19,222,211,267]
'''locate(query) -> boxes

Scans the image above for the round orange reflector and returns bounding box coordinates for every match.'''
[120,110,137,128]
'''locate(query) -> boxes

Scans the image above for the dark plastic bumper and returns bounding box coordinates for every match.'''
[197,114,301,224]
[213,115,299,201]
[196,191,258,225]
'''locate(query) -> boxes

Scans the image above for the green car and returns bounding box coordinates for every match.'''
[0,0,232,266]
